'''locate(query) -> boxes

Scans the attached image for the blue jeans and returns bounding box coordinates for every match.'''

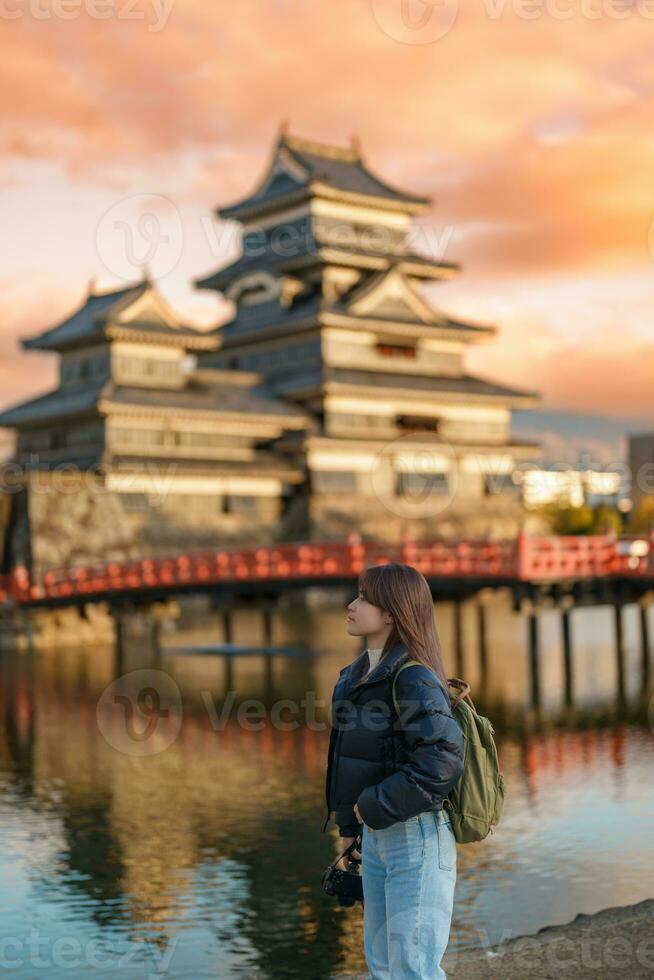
[361,809,457,979]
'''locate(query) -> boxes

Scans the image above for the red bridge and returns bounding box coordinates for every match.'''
[2,532,653,609]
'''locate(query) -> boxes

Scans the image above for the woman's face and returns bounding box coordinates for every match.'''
[345,590,389,637]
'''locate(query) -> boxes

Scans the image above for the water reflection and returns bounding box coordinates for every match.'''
[0,589,653,979]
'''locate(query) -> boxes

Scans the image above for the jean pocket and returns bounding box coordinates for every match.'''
[436,819,456,871]
[399,814,425,859]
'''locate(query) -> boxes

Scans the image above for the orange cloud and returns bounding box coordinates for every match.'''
[0,0,653,421]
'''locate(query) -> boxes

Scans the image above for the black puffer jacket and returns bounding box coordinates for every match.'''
[323,639,464,836]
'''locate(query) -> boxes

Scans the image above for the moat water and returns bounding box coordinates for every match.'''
[1,589,653,978]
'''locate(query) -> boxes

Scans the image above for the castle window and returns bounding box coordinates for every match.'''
[397,415,440,433]
[115,356,179,380]
[313,471,358,493]
[91,352,110,378]
[483,473,520,496]
[396,471,449,496]
[376,343,416,358]
[222,494,260,514]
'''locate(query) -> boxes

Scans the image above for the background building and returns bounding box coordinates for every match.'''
[628,433,654,511]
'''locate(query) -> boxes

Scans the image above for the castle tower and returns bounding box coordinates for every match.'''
[194,129,541,539]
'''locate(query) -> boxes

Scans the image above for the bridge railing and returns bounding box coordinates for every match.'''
[1,532,653,605]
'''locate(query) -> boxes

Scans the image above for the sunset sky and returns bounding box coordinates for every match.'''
[1,0,652,455]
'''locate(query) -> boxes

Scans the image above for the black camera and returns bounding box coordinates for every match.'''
[321,834,363,906]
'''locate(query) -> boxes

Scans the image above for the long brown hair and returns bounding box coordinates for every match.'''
[357,562,449,689]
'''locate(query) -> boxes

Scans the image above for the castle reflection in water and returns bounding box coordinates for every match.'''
[1,592,653,980]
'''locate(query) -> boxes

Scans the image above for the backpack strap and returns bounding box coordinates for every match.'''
[392,662,476,716]
[447,677,476,713]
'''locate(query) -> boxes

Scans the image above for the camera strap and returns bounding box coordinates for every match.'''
[329,833,362,869]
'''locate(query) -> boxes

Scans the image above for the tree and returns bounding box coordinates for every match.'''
[627,496,654,533]
[536,502,622,535]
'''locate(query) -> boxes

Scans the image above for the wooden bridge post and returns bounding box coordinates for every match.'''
[476,596,488,691]
[639,596,652,695]
[453,599,464,678]
[113,608,126,676]
[527,597,541,710]
[219,605,234,691]
[262,604,273,647]
[222,608,233,645]
[262,603,275,693]
[151,617,162,660]
[613,599,626,703]
[561,597,574,708]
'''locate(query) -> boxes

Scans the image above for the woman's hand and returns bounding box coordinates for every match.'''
[337,836,361,870]
[354,802,373,832]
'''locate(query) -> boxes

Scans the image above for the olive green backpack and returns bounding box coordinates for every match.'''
[392,661,506,843]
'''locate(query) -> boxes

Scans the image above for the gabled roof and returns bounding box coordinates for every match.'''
[0,367,313,431]
[99,375,311,424]
[193,238,459,293]
[0,381,106,428]
[271,366,539,407]
[322,367,539,402]
[217,128,432,221]
[209,274,493,345]
[22,278,218,352]
[337,267,442,325]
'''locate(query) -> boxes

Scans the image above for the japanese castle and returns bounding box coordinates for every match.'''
[0,128,540,568]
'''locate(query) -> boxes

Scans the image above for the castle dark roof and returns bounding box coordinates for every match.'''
[0,372,312,430]
[22,279,218,353]
[324,367,538,400]
[272,366,539,404]
[107,453,305,481]
[210,274,492,342]
[100,376,311,423]
[0,381,106,427]
[194,242,458,293]
[217,293,321,340]
[217,131,431,221]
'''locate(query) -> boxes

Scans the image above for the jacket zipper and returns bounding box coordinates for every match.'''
[322,656,400,833]
[322,725,340,833]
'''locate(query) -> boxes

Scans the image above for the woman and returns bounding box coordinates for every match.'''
[324,562,464,980]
